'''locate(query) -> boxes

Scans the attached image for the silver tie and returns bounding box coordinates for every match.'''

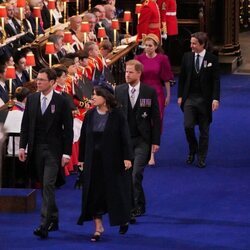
[130,88,136,108]
[41,96,47,114]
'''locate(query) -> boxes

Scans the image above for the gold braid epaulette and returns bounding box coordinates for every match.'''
[79,97,91,108]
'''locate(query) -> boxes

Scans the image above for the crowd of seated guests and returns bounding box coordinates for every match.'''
[0,0,130,180]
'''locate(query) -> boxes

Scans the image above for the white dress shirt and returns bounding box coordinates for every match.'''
[195,49,206,69]
[128,82,140,108]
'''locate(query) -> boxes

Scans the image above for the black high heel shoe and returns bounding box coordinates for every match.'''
[91,231,102,242]
[119,223,129,234]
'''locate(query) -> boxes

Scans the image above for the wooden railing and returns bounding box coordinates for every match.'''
[106,42,137,85]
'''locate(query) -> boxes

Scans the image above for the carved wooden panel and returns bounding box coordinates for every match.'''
[240,0,250,31]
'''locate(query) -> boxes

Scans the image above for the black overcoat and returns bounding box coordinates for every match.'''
[77,107,134,226]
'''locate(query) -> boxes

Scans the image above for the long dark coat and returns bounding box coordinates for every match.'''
[77,107,133,226]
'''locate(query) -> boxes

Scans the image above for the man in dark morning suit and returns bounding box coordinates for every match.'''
[19,68,73,239]
[178,32,220,168]
[4,3,34,45]
[13,51,30,88]
[115,59,161,217]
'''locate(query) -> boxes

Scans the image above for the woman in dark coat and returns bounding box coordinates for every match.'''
[77,83,133,242]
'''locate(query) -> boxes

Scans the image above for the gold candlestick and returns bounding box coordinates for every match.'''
[29,66,33,81]
[83,32,87,43]
[126,21,129,35]
[88,0,91,11]
[76,0,79,15]
[50,9,53,33]
[8,79,13,108]
[1,18,6,43]
[49,54,52,68]
[113,29,117,48]
[64,1,67,23]
[35,17,39,38]
[20,7,24,32]
[9,79,12,96]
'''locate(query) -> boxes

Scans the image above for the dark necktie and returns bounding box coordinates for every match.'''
[195,54,200,73]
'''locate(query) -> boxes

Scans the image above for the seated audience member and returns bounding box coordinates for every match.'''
[62,57,92,118]
[82,13,98,42]
[0,64,11,105]
[4,3,34,44]
[22,3,35,35]
[25,2,44,35]
[53,64,69,94]
[77,50,92,79]
[91,7,102,32]
[61,58,92,175]
[53,29,76,56]
[2,54,15,67]
[13,51,30,88]
[53,62,82,112]
[4,86,30,156]
[53,63,76,176]
[84,41,114,84]
[45,34,64,64]
[102,0,122,17]
[41,0,55,29]
[101,4,124,45]
[83,41,104,81]
[4,3,22,38]
[14,3,35,41]
[4,86,30,187]
[52,0,63,25]
[94,5,106,32]
[98,40,115,84]
[99,39,113,59]
[69,15,84,51]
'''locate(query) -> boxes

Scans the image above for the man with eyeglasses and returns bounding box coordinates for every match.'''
[83,13,98,42]
[19,68,73,239]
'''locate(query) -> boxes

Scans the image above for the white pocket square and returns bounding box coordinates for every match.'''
[207,63,212,67]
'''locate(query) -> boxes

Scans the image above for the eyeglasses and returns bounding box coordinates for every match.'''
[36,78,49,82]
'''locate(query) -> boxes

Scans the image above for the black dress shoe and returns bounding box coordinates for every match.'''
[197,158,206,168]
[119,223,129,234]
[186,153,195,164]
[48,221,59,232]
[33,226,48,239]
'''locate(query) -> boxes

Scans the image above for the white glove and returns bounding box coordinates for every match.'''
[162,33,168,40]
[121,35,137,45]
[138,44,145,49]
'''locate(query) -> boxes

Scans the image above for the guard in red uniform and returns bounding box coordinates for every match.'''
[137,0,161,42]
[157,0,178,36]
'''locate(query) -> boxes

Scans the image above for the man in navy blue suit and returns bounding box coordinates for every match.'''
[178,32,220,168]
